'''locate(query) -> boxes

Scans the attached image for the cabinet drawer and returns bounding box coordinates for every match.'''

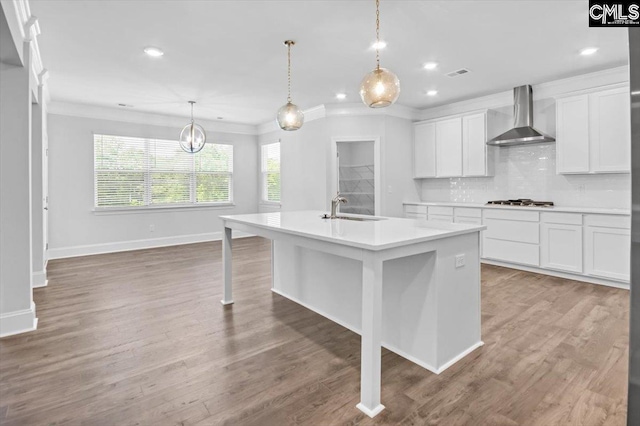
[584,214,630,229]
[405,212,427,220]
[484,209,539,222]
[454,207,482,218]
[428,206,454,216]
[483,238,539,266]
[428,214,453,222]
[454,217,482,225]
[405,204,428,214]
[541,212,583,225]
[484,219,539,244]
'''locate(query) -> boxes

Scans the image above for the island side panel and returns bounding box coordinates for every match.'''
[272,240,441,371]
[435,232,483,371]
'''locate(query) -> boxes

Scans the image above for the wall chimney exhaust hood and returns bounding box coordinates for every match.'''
[487,85,555,147]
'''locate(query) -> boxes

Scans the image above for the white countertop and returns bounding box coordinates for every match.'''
[221,211,486,251]
[403,201,630,216]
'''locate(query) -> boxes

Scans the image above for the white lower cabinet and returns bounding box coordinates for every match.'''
[405,212,427,220]
[483,238,540,266]
[403,203,630,286]
[585,225,630,282]
[429,214,453,222]
[540,223,583,273]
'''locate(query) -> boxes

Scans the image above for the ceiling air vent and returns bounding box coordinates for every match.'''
[446,68,470,77]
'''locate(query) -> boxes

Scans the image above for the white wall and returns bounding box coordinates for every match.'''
[47,113,259,258]
[259,117,329,213]
[257,113,421,217]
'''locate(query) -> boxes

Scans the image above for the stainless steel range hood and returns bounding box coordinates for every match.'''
[487,85,555,147]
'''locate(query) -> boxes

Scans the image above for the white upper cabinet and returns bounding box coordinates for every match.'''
[590,87,631,173]
[435,117,463,177]
[462,113,488,177]
[556,86,630,174]
[413,122,436,178]
[414,111,492,178]
[556,94,590,173]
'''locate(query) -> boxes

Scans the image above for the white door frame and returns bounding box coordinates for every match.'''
[330,137,381,216]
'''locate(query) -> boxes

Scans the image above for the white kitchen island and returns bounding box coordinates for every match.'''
[219,211,486,418]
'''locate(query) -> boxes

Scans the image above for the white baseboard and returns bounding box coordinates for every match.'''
[32,270,48,288]
[48,230,255,260]
[481,259,630,290]
[0,302,38,338]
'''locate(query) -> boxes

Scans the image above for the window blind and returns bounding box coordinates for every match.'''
[94,134,233,208]
[261,142,281,202]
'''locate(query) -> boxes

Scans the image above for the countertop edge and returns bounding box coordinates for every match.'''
[221,214,486,252]
[403,202,630,216]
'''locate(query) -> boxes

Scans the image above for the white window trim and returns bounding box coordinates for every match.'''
[260,142,281,205]
[93,134,235,211]
[92,202,236,215]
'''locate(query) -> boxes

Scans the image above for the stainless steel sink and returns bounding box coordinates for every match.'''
[321,214,383,222]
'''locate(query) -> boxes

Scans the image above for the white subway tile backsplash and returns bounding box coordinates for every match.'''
[420,143,630,208]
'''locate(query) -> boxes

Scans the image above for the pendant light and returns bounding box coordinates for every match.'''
[276,40,304,131]
[179,101,206,153]
[359,0,400,108]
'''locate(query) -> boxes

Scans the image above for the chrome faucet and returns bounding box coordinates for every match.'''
[330,192,348,218]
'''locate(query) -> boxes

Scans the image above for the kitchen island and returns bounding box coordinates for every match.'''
[219,211,486,418]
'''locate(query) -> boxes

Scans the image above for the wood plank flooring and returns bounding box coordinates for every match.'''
[0,237,629,425]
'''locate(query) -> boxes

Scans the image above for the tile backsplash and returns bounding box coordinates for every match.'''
[420,143,631,209]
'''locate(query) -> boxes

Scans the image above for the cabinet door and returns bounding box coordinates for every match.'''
[556,94,590,174]
[585,226,630,281]
[435,117,463,177]
[462,113,487,176]
[590,87,631,173]
[540,223,583,273]
[414,122,436,178]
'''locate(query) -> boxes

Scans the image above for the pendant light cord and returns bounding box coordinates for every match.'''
[190,102,194,124]
[375,0,380,70]
[287,42,292,103]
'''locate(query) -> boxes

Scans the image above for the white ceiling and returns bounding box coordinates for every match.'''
[31,0,629,125]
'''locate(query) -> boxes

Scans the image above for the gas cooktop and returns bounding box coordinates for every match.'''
[486,199,554,207]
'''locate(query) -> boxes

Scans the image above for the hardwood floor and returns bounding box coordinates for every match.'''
[0,237,629,425]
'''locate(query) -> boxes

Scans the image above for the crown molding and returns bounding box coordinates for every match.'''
[257,102,419,135]
[417,65,629,121]
[1,0,46,93]
[48,101,260,136]
[325,102,420,121]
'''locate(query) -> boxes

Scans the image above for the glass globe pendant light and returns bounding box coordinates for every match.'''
[179,101,206,153]
[359,0,400,108]
[276,40,304,131]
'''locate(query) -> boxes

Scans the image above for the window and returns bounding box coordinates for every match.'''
[261,142,281,203]
[94,134,233,209]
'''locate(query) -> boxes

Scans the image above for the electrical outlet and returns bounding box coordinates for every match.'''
[387,185,393,194]
[455,254,465,268]
[149,224,155,232]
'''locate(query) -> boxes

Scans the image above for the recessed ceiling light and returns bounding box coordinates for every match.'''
[217,117,224,120]
[424,62,438,70]
[580,47,598,56]
[143,46,164,57]
[372,40,387,49]
[117,103,133,107]
[426,90,438,96]
[336,93,347,100]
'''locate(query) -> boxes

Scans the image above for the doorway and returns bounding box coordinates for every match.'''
[331,138,380,216]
